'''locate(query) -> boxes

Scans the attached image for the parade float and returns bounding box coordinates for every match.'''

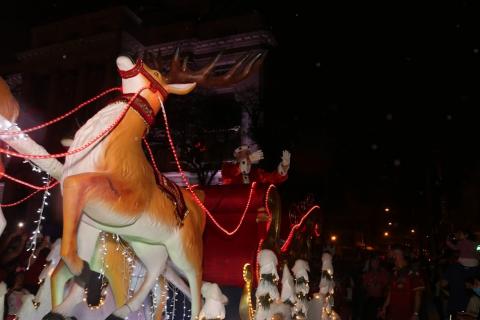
[0,49,337,320]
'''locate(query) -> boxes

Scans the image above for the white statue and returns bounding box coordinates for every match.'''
[199,282,228,319]
[255,249,280,320]
[292,259,310,318]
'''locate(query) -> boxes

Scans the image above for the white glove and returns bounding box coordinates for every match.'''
[281,150,291,167]
[278,150,290,176]
[249,149,264,164]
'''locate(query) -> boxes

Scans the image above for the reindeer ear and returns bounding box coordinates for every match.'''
[116,56,135,71]
[166,83,197,95]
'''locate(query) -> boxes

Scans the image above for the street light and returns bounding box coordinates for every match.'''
[384,208,390,213]
[411,229,415,234]
[17,222,24,228]
[331,235,337,242]
[384,231,389,237]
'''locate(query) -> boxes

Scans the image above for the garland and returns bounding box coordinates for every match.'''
[260,273,279,285]
[258,293,273,310]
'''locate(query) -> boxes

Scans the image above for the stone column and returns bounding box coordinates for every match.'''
[234,77,261,147]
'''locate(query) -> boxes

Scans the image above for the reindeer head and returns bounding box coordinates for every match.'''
[116,49,265,113]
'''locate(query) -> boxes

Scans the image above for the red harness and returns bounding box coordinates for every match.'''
[116,94,155,127]
[117,59,188,225]
[117,59,169,101]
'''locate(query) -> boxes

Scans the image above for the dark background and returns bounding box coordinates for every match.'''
[1,0,480,247]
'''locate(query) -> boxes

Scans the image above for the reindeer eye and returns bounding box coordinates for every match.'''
[154,71,160,77]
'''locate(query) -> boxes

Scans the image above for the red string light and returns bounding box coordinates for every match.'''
[314,223,321,238]
[0,87,121,135]
[280,205,320,253]
[264,184,275,233]
[0,176,59,191]
[142,137,161,177]
[157,102,256,236]
[0,189,42,207]
[0,89,147,160]
[0,88,147,198]
[256,238,265,283]
[255,184,276,282]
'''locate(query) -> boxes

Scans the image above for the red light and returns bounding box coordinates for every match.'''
[281,205,320,252]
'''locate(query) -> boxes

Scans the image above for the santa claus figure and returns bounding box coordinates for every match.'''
[221,145,291,185]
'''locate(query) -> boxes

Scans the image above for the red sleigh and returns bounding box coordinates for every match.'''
[201,183,282,287]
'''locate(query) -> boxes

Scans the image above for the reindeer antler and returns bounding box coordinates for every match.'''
[165,48,266,88]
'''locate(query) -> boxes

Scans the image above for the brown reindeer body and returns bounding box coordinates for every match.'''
[60,92,206,318]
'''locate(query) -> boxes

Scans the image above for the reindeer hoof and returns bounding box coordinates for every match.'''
[106,314,124,320]
[41,312,77,320]
[73,260,94,287]
[85,268,107,306]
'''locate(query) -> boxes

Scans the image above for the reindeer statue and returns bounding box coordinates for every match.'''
[0,80,191,320]
[0,49,264,319]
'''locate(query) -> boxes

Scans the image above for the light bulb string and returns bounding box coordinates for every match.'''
[0,88,147,160]
[0,87,121,135]
[0,88,149,195]
[281,205,320,253]
[150,101,258,236]
[0,175,60,191]
[0,188,42,207]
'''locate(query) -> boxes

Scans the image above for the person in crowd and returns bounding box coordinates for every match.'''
[456,274,480,319]
[0,228,28,282]
[5,271,30,320]
[432,261,450,320]
[446,230,479,268]
[362,254,389,319]
[442,229,480,318]
[379,244,425,320]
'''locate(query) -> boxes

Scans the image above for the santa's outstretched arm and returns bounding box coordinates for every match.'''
[0,115,63,180]
[277,150,291,176]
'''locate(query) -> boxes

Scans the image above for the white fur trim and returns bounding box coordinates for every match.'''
[292,260,310,281]
[258,250,279,279]
[200,282,228,319]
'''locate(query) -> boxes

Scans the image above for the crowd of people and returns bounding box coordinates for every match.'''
[0,228,51,319]
[1,224,479,320]
[332,229,480,320]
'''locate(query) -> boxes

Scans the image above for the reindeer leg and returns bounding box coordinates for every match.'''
[153,275,168,320]
[51,221,101,307]
[167,232,203,319]
[186,270,202,319]
[103,233,132,309]
[60,175,90,277]
[50,261,73,307]
[44,218,103,320]
[164,263,191,300]
[108,242,168,319]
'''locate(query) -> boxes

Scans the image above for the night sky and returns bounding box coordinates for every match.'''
[1,0,480,242]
